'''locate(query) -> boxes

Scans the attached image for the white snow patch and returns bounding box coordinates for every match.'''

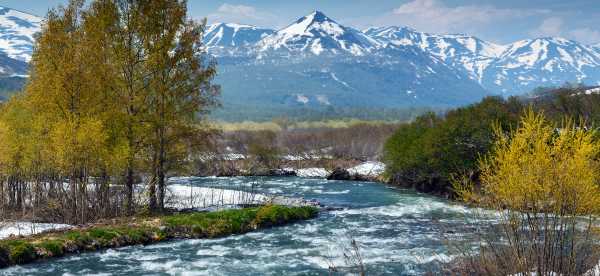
[166,184,268,210]
[0,222,71,239]
[347,161,385,178]
[296,94,309,104]
[330,72,353,90]
[296,168,330,178]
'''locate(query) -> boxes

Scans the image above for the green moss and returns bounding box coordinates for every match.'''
[0,240,36,264]
[37,240,64,257]
[120,227,144,242]
[253,205,318,227]
[88,228,120,241]
[64,230,89,243]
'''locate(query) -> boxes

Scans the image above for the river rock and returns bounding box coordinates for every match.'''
[327,168,351,180]
[269,168,296,176]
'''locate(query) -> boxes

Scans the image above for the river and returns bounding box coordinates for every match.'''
[2,176,482,275]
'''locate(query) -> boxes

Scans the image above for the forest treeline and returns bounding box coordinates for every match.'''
[197,122,398,176]
[383,86,600,197]
[0,0,219,224]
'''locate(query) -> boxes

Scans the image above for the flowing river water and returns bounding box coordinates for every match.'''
[2,176,484,275]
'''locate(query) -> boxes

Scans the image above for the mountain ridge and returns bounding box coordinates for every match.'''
[203,11,600,97]
[1,7,600,119]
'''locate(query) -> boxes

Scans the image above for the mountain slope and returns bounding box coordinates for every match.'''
[258,11,379,56]
[204,23,274,48]
[365,26,505,83]
[366,27,600,95]
[0,6,40,77]
[1,8,600,119]
[484,37,600,94]
[0,6,41,62]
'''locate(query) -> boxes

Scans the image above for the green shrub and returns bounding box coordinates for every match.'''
[383,96,521,195]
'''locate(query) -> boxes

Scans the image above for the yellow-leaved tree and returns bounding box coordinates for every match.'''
[454,109,600,275]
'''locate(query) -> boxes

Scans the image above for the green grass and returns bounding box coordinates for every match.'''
[162,205,317,238]
[0,205,318,268]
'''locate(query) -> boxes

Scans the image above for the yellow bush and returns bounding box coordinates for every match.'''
[479,110,600,215]
[454,109,600,275]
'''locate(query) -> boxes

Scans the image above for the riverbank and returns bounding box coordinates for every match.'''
[1,177,471,275]
[0,205,318,268]
[198,159,387,182]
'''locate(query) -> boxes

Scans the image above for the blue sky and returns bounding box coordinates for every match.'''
[2,0,600,45]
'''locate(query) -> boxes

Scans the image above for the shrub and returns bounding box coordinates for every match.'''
[384,96,521,195]
[453,110,600,275]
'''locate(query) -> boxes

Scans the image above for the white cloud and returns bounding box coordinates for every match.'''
[530,17,563,37]
[368,0,544,34]
[569,28,600,45]
[216,4,260,20]
[530,17,600,44]
[207,3,278,27]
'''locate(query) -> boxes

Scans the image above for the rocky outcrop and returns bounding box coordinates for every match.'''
[327,168,351,180]
[327,162,386,182]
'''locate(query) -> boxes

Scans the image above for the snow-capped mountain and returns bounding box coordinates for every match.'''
[1,7,600,118]
[0,6,41,63]
[0,6,41,77]
[203,11,600,118]
[365,26,505,83]
[204,23,274,48]
[364,27,600,94]
[484,37,600,93]
[257,11,379,56]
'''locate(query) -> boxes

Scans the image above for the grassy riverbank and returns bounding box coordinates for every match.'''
[0,205,318,268]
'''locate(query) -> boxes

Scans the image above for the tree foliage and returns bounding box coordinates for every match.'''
[383,96,522,195]
[0,0,219,223]
[453,110,600,275]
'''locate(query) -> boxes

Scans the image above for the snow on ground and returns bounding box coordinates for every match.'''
[0,222,71,240]
[296,168,330,178]
[347,161,385,177]
[166,177,319,208]
[585,87,600,95]
[585,261,600,276]
[165,184,268,210]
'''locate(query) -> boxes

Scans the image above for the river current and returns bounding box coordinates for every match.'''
[2,176,481,275]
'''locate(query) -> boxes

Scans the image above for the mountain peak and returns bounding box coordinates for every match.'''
[307,10,330,23]
[281,10,339,36]
[257,10,378,56]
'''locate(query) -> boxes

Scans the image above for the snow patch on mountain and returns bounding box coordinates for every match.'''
[258,11,379,56]
[366,26,505,83]
[330,72,352,89]
[0,6,41,62]
[204,23,274,48]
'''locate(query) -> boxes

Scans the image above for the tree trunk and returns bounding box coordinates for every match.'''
[157,135,166,211]
[125,164,134,215]
[148,151,158,211]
